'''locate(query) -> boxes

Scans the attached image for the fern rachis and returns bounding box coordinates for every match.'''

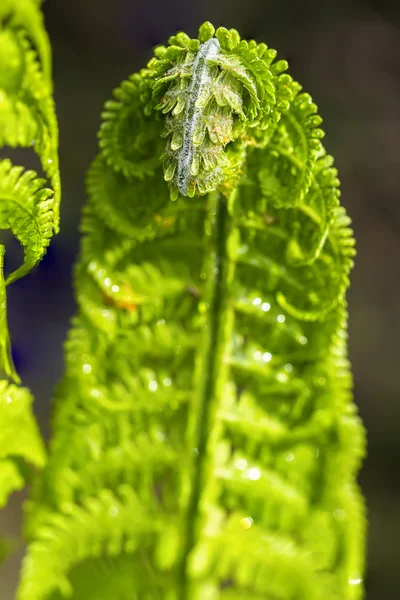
[13,20,367,600]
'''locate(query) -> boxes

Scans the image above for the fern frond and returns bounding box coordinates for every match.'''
[98,74,163,180]
[149,23,298,199]
[188,516,327,600]
[20,22,365,600]
[0,159,54,285]
[0,0,59,563]
[0,0,53,80]
[0,27,60,215]
[0,0,60,369]
[258,81,324,209]
[19,486,161,600]
[0,0,60,360]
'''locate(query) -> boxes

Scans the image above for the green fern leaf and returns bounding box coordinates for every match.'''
[0,0,59,562]
[20,22,365,600]
[0,381,46,505]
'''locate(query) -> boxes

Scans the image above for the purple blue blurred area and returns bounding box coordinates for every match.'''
[2,0,400,598]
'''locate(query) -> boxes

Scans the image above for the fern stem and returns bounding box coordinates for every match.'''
[181,189,236,597]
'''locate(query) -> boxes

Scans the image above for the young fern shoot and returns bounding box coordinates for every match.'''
[0,0,59,558]
[20,22,366,600]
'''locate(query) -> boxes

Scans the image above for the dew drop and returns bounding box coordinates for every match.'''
[240,517,253,530]
[349,578,362,586]
[246,467,261,481]
[236,458,248,470]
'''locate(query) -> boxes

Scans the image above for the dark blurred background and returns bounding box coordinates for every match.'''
[1,0,400,598]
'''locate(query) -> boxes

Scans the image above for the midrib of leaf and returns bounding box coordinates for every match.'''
[180,189,236,597]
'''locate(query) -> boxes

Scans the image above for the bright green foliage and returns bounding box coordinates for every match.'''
[0,0,59,561]
[0,382,46,505]
[19,22,365,600]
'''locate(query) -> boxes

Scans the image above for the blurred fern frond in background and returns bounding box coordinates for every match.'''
[17,20,366,600]
[0,0,59,558]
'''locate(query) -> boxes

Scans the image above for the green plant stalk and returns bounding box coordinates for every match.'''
[181,189,236,597]
[19,21,366,600]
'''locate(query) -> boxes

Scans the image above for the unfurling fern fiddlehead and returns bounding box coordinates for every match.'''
[19,22,366,600]
[0,0,59,556]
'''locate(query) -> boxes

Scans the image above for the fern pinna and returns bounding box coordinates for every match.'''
[19,22,366,600]
[0,0,59,557]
